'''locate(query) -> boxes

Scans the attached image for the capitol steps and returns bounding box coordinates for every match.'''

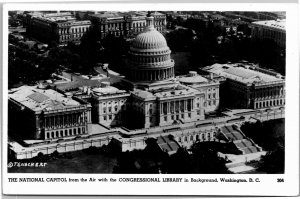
[220,125,262,155]
[157,135,180,155]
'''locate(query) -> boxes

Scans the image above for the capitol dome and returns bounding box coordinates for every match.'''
[132,29,168,50]
[128,16,175,84]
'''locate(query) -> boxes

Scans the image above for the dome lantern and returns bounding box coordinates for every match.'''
[145,16,155,31]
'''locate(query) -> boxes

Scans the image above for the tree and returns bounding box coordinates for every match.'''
[190,142,230,174]
[257,147,284,173]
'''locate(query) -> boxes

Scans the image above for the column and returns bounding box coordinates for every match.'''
[72,113,75,125]
[191,99,194,109]
[54,116,56,128]
[146,71,149,81]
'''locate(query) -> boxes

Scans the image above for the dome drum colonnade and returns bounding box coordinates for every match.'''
[128,16,175,83]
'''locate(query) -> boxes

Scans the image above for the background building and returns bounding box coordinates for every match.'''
[26,12,91,45]
[251,19,286,48]
[90,11,166,39]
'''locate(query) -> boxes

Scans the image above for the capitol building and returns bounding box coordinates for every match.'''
[121,16,219,129]
[8,14,285,161]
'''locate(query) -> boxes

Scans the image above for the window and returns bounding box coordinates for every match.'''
[208,101,211,106]
[114,105,118,112]
[109,115,112,120]
[188,113,191,118]
[74,129,76,135]
[69,129,72,136]
[190,135,193,141]
[78,128,81,134]
[208,94,211,99]
[181,114,184,119]
[213,100,216,105]
[60,130,63,137]
[108,107,112,113]
[164,116,167,121]
[197,103,200,108]
[213,93,216,98]
[103,107,106,113]
[104,116,107,121]
[178,137,182,142]
[197,110,200,115]
[171,115,174,120]
[184,136,188,142]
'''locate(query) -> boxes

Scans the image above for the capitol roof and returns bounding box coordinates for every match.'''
[9,85,82,112]
[203,63,284,85]
[131,18,168,51]
[178,75,209,84]
[252,19,286,31]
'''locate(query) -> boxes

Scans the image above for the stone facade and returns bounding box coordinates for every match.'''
[202,63,285,109]
[8,86,91,140]
[91,89,131,127]
[178,71,221,113]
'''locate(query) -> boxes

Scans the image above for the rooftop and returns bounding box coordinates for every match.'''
[132,84,199,100]
[252,19,286,31]
[178,72,209,84]
[203,63,284,85]
[92,86,128,96]
[9,85,82,112]
[55,79,104,92]
[91,12,125,19]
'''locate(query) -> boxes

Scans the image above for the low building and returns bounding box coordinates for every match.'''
[8,85,92,140]
[251,19,286,48]
[201,63,285,110]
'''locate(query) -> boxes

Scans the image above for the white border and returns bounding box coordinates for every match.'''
[2,3,299,196]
